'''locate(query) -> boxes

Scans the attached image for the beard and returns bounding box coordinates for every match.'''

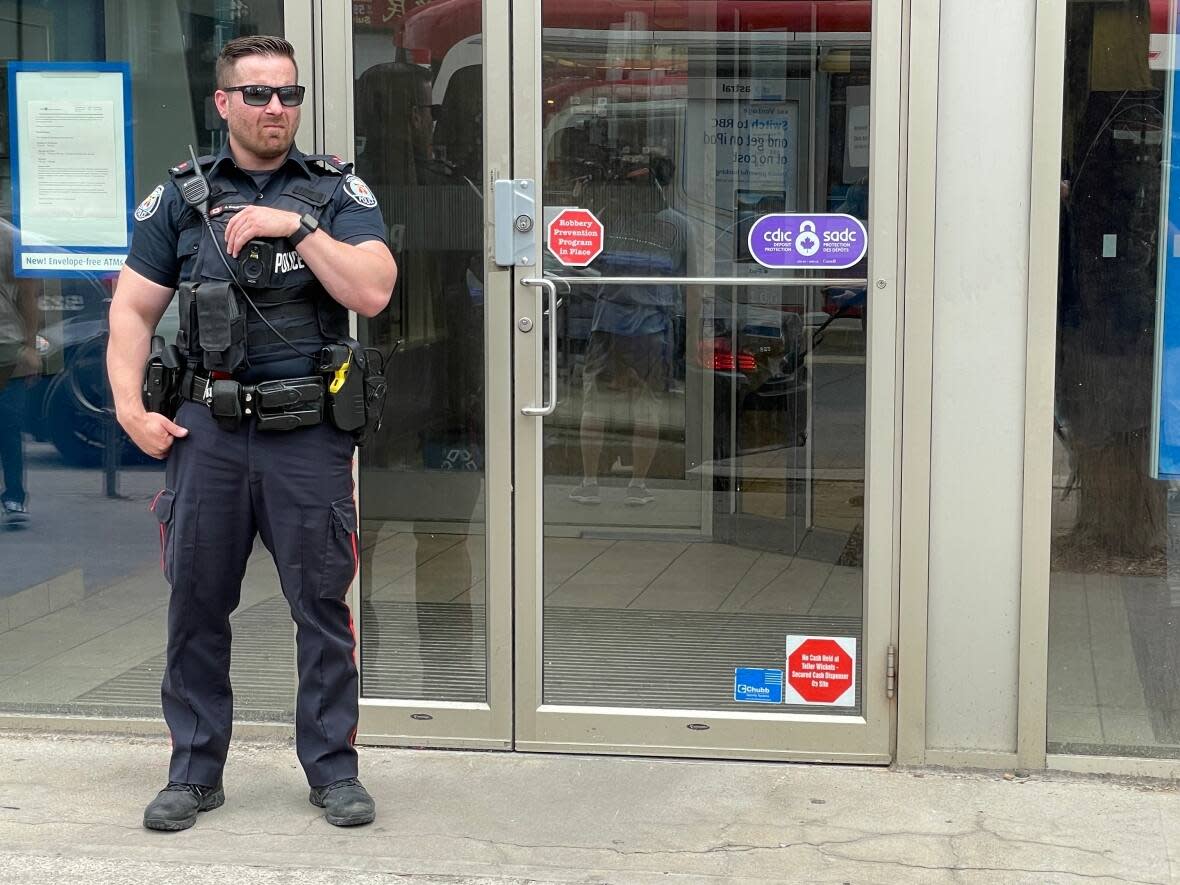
[229,114,299,161]
[243,128,293,159]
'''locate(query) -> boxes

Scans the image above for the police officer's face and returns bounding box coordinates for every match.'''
[215,54,301,164]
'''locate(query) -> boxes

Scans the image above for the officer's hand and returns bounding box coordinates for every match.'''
[223,207,301,258]
[121,410,189,460]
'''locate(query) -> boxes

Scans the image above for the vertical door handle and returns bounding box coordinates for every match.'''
[521,277,558,417]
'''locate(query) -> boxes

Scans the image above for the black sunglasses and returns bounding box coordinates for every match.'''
[223,84,305,107]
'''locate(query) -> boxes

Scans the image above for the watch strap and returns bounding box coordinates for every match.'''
[290,212,319,247]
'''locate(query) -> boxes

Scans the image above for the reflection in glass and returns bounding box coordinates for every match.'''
[353,3,488,701]
[0,2,290,720]
[1049,0,1180,758]
[540,2,870,713]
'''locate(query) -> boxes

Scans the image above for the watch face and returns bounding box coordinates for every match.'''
[301,213,319,232]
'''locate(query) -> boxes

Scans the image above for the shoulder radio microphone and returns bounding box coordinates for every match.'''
[179,144,210,215]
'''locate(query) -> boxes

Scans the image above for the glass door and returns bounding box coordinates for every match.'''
[345,0,515,748]
[512,0,901,760]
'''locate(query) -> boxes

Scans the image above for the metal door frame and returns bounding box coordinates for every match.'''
[510,0,904,761]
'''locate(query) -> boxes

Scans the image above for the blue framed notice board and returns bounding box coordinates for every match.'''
[7,62,134,278]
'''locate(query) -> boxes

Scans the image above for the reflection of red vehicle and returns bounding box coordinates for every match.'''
[539,0,873,32]
[399,0,1175,68]
[1152,0,1172,32]
[399,0,875,63]
[693,300,810,458]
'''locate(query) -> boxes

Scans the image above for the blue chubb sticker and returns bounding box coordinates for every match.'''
[734,668,784,704]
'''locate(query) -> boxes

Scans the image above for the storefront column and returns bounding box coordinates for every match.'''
[923,0,1037,765]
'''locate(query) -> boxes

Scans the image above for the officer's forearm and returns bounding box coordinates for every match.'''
[108,268,173,419]
[296,233,396,317]
[108,301,154,419]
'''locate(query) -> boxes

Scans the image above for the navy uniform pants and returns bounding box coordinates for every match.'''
[153,400,359,788]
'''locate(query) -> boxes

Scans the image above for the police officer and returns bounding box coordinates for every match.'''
[107,35,396,831]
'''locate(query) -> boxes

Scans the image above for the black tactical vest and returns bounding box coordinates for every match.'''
[171,153,351,376]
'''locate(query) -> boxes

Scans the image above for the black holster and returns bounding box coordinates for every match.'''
[321,340,387,445]
[142,335,185,419]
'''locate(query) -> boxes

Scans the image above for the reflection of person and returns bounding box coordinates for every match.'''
[354,57,486,695]
[107,37,396,832]
[0,223,39,526]
[569,168,684,506]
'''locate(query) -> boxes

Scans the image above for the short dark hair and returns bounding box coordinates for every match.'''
[216,35,298,89]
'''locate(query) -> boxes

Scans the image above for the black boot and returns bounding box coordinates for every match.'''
[143,781,225,831]
[308,777,375,826]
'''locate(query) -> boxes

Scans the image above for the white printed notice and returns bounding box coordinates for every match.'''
[843,85,870,182]
[690,79,798,196]
[684,78,800,270]
[10,64,132,275]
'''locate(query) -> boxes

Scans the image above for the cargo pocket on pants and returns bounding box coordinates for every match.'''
[319,496,358,600]
[152,488,177,584]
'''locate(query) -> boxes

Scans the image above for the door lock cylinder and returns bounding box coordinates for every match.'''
[494,179,537,267]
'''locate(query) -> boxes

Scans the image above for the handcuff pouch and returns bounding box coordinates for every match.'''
[210,379,243,432]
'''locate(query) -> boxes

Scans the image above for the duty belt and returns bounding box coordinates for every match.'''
[180,367,325,432]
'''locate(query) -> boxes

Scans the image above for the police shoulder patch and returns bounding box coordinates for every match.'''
[343,174,378,208]
[134,184,165,222]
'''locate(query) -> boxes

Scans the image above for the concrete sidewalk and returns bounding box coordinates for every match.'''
[0,731,1176,885]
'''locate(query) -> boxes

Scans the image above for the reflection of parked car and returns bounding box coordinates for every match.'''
[26,301,178,466]
[694,300,809,463]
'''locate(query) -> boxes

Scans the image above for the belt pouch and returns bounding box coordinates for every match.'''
[358,366,388,447]
[211,379,243,432]
[254,376,324,432]
[194,282,247,372]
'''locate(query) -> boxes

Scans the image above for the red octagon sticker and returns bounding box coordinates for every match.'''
[786,636,856,706]
[547,208,603,267]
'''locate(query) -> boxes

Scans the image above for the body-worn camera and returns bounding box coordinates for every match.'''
[239,239,274,288]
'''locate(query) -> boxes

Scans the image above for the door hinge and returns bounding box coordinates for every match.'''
[886,644,897,699]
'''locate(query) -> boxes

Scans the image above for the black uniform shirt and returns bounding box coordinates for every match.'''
[126,143,387,290]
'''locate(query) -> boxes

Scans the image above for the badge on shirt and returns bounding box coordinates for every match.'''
[134,184,165,221]
[344,174,377,208]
